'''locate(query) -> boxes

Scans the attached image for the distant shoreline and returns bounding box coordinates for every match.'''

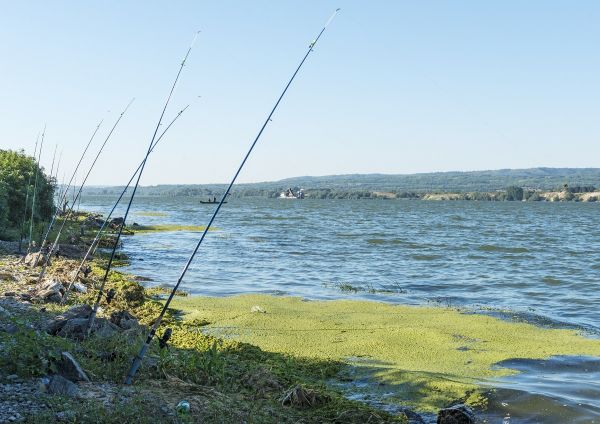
[75,167,600,201]
[79,189,600,202]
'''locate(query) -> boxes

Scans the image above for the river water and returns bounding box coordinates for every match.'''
[80,196,600,422]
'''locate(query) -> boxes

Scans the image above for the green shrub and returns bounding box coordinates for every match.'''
[0,149,55,239]
[505,186,524,201]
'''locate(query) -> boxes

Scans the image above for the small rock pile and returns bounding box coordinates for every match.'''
[45,304,139,341]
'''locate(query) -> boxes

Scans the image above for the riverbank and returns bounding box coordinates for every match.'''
[0,249,413,423]
[3,247,600,422]
[4,207,600,422]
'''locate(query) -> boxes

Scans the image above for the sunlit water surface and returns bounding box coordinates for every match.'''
[80,197,600,422]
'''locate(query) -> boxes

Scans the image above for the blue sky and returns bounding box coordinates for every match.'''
[0,1,598,185]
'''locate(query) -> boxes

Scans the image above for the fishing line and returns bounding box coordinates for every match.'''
[37,99,134,283]
[53,149,62,185]
[52,149,63,203]
[27,126,45,254]
[18,132,40,253]
[34,120,103,266]
[124,9,340,385]
[49,144,58,181]
[86,31,200,335]
[61,104,189,304]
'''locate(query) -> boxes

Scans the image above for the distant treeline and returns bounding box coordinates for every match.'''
[78,168,600,200]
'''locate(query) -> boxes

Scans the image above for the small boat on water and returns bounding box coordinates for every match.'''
[200,196,227,204]
[279,188,304,199]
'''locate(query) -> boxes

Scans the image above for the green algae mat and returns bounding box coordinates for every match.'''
[129,224,211,234]
[171,294,600,412]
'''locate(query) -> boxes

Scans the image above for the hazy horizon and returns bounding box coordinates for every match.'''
[62,167,599,189]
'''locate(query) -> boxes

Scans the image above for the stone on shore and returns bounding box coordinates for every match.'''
[56,244,84,259]
[45,304,93,335]
[56,317,119,341]
[57,352,90,382]
[437,404,476,424]
[72,282,87,293]
[47,375,78,397]
[24,252,49,267]
[35,278,64,303]
[109,310,139,330]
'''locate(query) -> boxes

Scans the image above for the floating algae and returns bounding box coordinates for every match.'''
[136,211,169,217]
[542,276,562,286]
[171,294,600,412]
[128,224,216,234]
[478,244,529,254]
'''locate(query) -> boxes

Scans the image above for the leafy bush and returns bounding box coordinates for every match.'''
[505,186,524,201]
[0,149,55,239]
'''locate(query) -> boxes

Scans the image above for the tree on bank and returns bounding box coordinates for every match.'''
[0,149,55,240]
[505,186,524,201]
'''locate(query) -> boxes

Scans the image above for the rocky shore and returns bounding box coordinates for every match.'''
[1,237,431,423]
[4,209,600,423]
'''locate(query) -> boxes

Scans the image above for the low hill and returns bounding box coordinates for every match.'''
[79,168,600,199]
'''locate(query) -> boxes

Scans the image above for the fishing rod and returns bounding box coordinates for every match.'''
[32,120,103,267]
[53,150,62,183]
[61,105,190,304]
[52,150,63,204]
[49,144,58,181]
[18,133,40,253]
[71,177,77,207]
[86,31,200,336]
[124,9,340,385]
[56,171,67,214]
[37,100,134,283]
[27,126,46,254]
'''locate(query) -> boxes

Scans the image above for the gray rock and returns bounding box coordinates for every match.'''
[47,375,78,397]
[36,278,64,303]
[57,352,90,382]
[72,282,87,293]
[24,252,49,267]
[93,318,120,338]
[437,404,476,424]
[109,310,139,330]
[56,317,119,340]
[56,318,89,340]
[56,244,84,259]
[45,304,93,335]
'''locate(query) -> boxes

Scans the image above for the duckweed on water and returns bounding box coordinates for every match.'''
[171,294,600,412]
[136,211,169,217]
[128,224,215,234]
